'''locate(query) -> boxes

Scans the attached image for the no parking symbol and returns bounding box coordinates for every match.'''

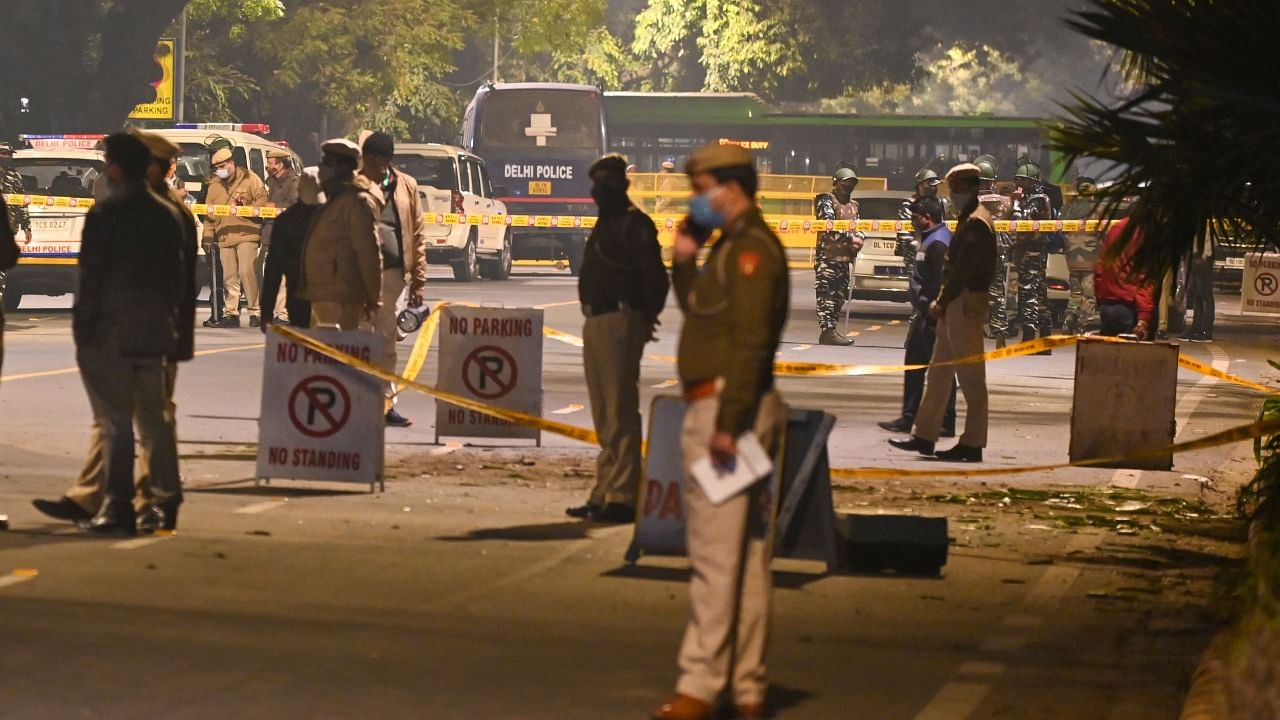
[288,375,351,438]
[462,346,518,399]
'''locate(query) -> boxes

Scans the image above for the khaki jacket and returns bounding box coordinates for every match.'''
[203,167,269,248]
[382,167,428,291]
[299,175,383,307]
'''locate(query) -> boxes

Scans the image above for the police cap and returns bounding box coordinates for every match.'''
[129,128,181,161]
[321,138,361,160]
[210,147,234,165]
[685,143,754,176]
[266,147,291,160]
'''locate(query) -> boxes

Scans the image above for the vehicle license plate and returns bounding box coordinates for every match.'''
[871,239,896,252]
[1225,257,1245,268]
[32,218,70,232]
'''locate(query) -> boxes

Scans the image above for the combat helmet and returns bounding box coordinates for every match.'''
[914,168,941,186]
[974,158,998,182]
[1014,160,1042,181]
[833,167,858,182]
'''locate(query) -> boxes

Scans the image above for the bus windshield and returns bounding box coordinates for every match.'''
[479,90,601,150]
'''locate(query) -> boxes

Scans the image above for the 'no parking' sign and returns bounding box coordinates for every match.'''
[436,307,544,442]
[257,329,385,485]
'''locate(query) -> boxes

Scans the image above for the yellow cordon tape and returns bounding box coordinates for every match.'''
[273,325,599,446]
[1,193,1115,233]
[831,417,1280,479]
[274,325,1278,479]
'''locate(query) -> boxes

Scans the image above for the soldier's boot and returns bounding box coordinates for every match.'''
[819,327,855,346]
[1036,322,1053,355]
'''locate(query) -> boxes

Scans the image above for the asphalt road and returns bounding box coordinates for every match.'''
[1,266,1277,719]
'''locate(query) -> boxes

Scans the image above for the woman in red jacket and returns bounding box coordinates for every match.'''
[1094,217,1155,338]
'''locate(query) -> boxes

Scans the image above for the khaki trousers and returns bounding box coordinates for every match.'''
[76,346,182,509]
[914,290,989,446]
[582,308,649,507]
[361,268,407,406]
[311,302,364,331]
[67,364,179,514]
[220,242,261,318]
[255,243,288,320]
[677,389,784,707]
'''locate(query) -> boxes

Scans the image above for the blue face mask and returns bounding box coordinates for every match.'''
[688,187,726,229]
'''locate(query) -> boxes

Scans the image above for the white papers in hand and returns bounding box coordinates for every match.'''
[690,431,774,506]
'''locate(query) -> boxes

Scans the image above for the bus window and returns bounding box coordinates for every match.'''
[479,90,601,150]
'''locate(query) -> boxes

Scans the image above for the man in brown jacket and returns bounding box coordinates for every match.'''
[204,146,268,328]
[358,132,427,427]
[300,138,383,330]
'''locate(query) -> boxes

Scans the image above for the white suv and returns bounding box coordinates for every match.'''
[394,144,510,282]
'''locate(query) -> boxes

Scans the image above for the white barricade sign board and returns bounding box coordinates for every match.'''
[256,329,385,486]
[628,395,690,560]
[1241,253,1280,316]
[1069,338,1178,471]
[435,306,544,442]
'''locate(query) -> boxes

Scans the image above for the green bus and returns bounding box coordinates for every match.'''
[605,92,1065,190]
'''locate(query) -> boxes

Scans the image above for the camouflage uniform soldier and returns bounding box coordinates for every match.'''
[974,156,1014,346]
[1011,160,1054,345]
[1061,177,1101,334]
[813,167,864,346]
[897,168,947,281]
[0,143,32,310]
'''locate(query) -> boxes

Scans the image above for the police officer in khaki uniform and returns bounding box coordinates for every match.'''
[204,146,268,327]
[651,144,787,720]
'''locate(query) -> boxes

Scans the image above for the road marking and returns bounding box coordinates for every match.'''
[534,300,578,309]
[1174,344,1229,441]
[234,499,287,515]
[910,682,993,720]
[866,325,882,331]
[2,342,263,382]
[550,403,584,415]
[793,344,813,352]
[889,319,903,326]
[430,442,463,456]
[651,379,679,389]
[1025,534,1102,606]
[112,536,170,550]
[0,569,39,590]
[956,661,1004,677]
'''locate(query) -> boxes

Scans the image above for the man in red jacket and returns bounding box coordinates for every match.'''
[1094,218,1154,338]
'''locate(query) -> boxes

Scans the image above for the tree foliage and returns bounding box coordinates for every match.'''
[1050,0,1280,280]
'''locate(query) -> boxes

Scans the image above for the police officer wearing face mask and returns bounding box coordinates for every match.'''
[568,154,669,524]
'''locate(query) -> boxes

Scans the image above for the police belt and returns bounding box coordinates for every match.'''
[581,300,634,318]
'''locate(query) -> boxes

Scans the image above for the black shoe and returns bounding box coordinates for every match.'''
[941,427,956,438]
[1189,331,1213,343]
[203,316,222,328]
[137,505,162,533]
[31,496,92,522]
[214,316,240,329]
[877,418,913,433]
[589,503,636,524]
[888,435,935,456]
[78,502,137,537]
[248,315,261,328]
[385,409,413,427]
[932,444,983,463]
[566,502,602,519]
[818,328,855,346]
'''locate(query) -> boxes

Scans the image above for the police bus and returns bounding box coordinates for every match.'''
[462,82,607,274]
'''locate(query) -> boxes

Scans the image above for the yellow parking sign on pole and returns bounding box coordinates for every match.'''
[128,38,176,120]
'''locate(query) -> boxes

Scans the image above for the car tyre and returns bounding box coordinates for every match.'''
[452,230,480,282]
[480,230,512,280]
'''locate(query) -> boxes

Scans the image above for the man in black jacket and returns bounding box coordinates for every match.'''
[74,133,185,535]
[261,167,320,331]
[879,195,957,436]
[567,155,669,524]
